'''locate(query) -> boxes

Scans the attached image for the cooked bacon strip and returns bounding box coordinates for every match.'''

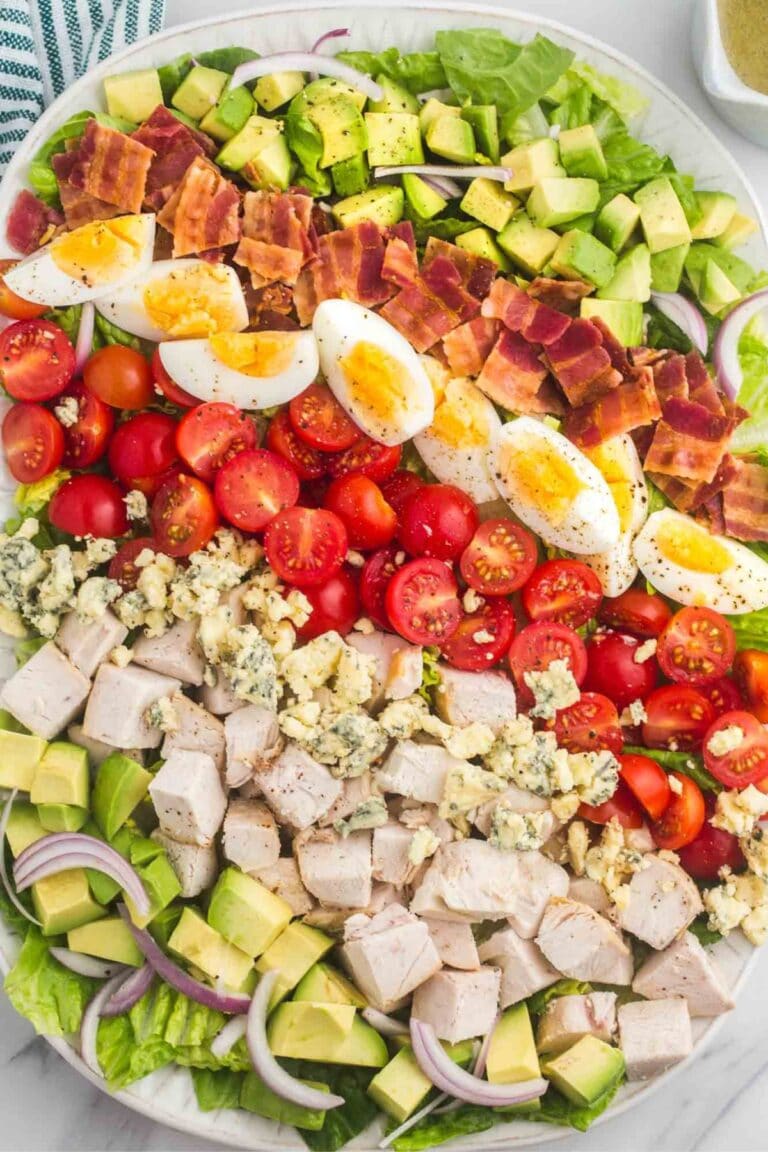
[6,189,63,253]
[294,220,392,325]
[423,237,496,299]
[722,457,768,542]
[684,351,724,415]
[242,190,313,263]
[544,317,618,406]
[589,317,632,375]
[643,397,736,483]
[234,237,304,288]
[380,245,484,352]
[380,277,465,352]
[695,496,726,536]
[481,279,570,346]
[382,236,419,288]
[388,220,416,250]
[564,366,662,448]
[51,151,121,228]
[652,353,688,404]
[442,316,500,377]
[157,156,241,257]
[66,119,154,214]
[475,330,549,412]
[421,256,481,323]
[631,347,670,369]
[132,105,215,209]
[528,276,593,314]
[650,454,738,513]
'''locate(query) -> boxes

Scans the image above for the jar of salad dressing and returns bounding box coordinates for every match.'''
[717,0,768,95]
[693,0,768,146]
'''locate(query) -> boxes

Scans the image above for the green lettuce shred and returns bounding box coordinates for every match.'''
[623,746,720,792]
[337,49,447,94]
[4,928,97,1037]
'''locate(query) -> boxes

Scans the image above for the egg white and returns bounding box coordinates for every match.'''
[582,435,649,597]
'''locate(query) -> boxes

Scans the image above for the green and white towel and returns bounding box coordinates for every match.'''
[0,0,165,174]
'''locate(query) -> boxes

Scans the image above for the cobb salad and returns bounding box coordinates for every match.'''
[1,23,768,1150]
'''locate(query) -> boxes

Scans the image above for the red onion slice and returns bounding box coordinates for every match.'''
[74,302,95,375]
[311,27,351,53]
[211,1014,248,1058]
[49,946,126,980]
[0,789,41,926]
[419,174,463,200]
[410,1020,547,1107]
[361,1007,409,1037]
[650,291,709,357]
[14,833,151,918]
[374,164,513,183]
[230,54,382,101]
[473,1017,498,1080]
[246,970,345,1110]
[713,288,768,400]
[101,962,154,1018]
[80,973,128,1076]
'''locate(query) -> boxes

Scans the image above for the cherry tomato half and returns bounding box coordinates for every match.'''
[619,753,672,821]
[83,344,154,409]
[0,260,47,320]
[440,598,516,672]
[108,536,157,592]
[324,475,397,551]
[2,403,64,483]
[385,557,462,646]
[583,630,659,712]
[702,710,768,789]
[642,684,715,751]
[151,473,218,558]
[289,382,359,452]
[57,380,114,469]
[651,772,706,851]
[579,780,644,829]
[598,587,672,638]
[677,798,745,880]
[108,412,180,497]
[522,559,603,630]
[733,650,768,723]
[214,448,299,533]
[297,567,360,639]
[264,506,348,588]
[360,546,401,631]
[379,470,425,518]
[699,675,744,718]
[0,319,75,401]
[459,518,538,597]
[508,621,588,707]
[150,347,199,408]
[657,606,736,687]
[49,474,128,539]
[398,483,478,562]
[327,436,401,484]
[548,692,623,756]
[177,403,257,485]
[267,409,326,481]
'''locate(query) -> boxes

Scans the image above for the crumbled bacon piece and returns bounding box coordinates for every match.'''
[650,454,738,513]
[544,318,618,407]
[722,457,768,542]
[422,236,496,300]
[684,351,724,415]
[643,397,737,483]
[652,353,689,404]
[234,237,303,287]
[157,156,241,257]
[527,276,593,314]
[475,330,549,412]
[65,119,154,214]
[564,365,662,448]
[381,236,419,289]
[132,105,215,209]
[52,151,121,228]
[6,189,63,254]
[442,316,500,377]
[481,279,570,346]
[293,220,392,324]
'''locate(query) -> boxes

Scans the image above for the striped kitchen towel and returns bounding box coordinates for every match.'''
[0,0,165,174]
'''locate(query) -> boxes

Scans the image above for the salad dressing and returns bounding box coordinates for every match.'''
[718,0,768,94]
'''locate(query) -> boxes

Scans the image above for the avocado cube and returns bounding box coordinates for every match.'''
[542,1035,625,1107]
[31,742,88,809]
[497,213,560,275]
[125,852,182,928]
[365,112,424,167]
[296,77,367,113]
[0,731,47,791]
[402,173,447,221]
[240,1071,329,1130]
[418,98,460,135]
[243,136,293,191]
[501,138,565,194]
[199,84,255,143]
[104,68,163,124]
[333,185,404,230]
[595,193,641,253]
[650,243,690,292]
[368,1041,474,1122]
[426,115,475,165]
[32,869,106,936]
[712,210,758,250]
[558,124,608,181]
[294,962,367,1007]
[333,153,370,197]
[550,230,617,288]
[635,176,692,254]
[253,71,305,112]
[460,177,519,232]
[457,227,511,270]
[486,1004,541,1085]
[216,115,281,172]
[208,868,292,958]
[303,94,367,168]
[699,259,742,315]
[369,75,420,115]
[168,908,253,991]
[527,177,600,229]
[93,752,153,841]
[4,800,45,857]
[581,299,644,346]
[597,243,652,302]
[67,916,144,967]
[171,64,229,120]
[37,803,88,833]
[268,1003,388,1067]
[256,922,334,1007]
[461,105,500,163]
[690,191,737,241]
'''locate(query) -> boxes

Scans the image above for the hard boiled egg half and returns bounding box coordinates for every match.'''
[157,330,319,409]
[94,258,248,341]
[4,214,155,306]
[634,508,768,614]
[313,299,434,446]
[581,435,649,597]
[413,357,502,503]
[493,416,620,554]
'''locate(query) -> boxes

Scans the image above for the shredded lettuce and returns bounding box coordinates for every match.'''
[623,746,720,792]
[93,312,145,353]
[43,305,82,344]
[192,1067,245,1111]
[565,61,649,124]
[527,978,591,1015]
[337,49,447,95]
[14,469,70,516]
[518,1079,623,1133]
[727,605,768,652]
[392,1106,496,1151]
[284,114,332,198]
[195,47,259,73]
[732,316,768,453]
[645,301,695,354]
[157,53,194,102]
[689,916,723,946]
[279,1062,378,1152]
[4,928,98,1036]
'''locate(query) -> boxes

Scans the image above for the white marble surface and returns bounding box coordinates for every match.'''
[3,0,768,1148]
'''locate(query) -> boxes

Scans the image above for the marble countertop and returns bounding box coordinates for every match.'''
[3,0,768,1148]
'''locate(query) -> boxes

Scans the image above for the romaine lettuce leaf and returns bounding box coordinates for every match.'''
[14,468,70,516]
[732,316,768,453]
[527,978,591,1015]
[4,928,97,1037]
[285,113,332,197]
[689,915,722,946]
[519,1079,623,1133]
[195,48,259,73]
[623,746,720,792]
[337,49,447,95]
[392,1105,496,1151]
[157,53,194,102]
[191,1067,245,1112]
[280,1062,378,1152]
[727,606,768,653]
[645,301,694,354]
[548,84,592,130]
[504,102,550,147]
[601,131,668,186]
[566,60,649,124]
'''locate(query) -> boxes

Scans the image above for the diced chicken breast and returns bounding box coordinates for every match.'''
[372,821,415,887]
[152,830,218,898]
[67,723,145,767]
[435,666,517,733]
[632,930,734,1017]
[296,830,373,908]
[149,750,226,846]
[255,857,314,916]
[131,618,206,685]
[258,744,342,831]
[83,663,182,749]
[412,967,501,1043]
[224,705,281,788]
[478,927,560,1008]
[422,918,479,970]
[473,784,550,838]
[618,999,693,1081]
[377,740,464,805]
[199,670,245,715]
[536,899,634,985]
[340,903,442,1012]
[56,609,127,678]
[536,992,617,1055]
[624,823,656,854]
[318,775,372,828]
[222,799,280,873]
[508,850,570,938]
[568,876,612,916]
[1,642,90,740]
[161,694,225,774]
[368,882,401,915]
[348,631,423,705]
[616,855,703,950]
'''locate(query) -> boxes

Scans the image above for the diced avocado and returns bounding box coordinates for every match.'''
[168,108,199,130]
[242,136,293,191]
[67,916,143,967]
[333,185,404,229]
[403,173,447,220]
[581,299,644,346]
[699,258,742,315]
[129,837,165,867]
[104,69,163,124]
[690,190,738,241]
[497,213,560,275]
[216,115,281,172]
[457,227,511,270]
[333,153,370,197]
[199,84,255,143]
[426,115,475,164]
[368,1041,475,1122]
[569,213,596,233]
[268,1003,388,1067]
[369,75,419,115]
[290,82,367,168]
[501,138,565,194]
[149,904,182,949]
[125,852,182,928]
[487,1004,541,1089]
[37,803,88,833]
[712,210,758,250]
[32,870,106,936]
[5,801,45,856]
[650,242,690,292]
[255,922,334,1007]
[0,731,47,791]
[365,112,424,166]
[597,242,652,302]
[558,124,608,181]
[0,709,26,733]
[294,962,367,1008]
[208,867,292,958]
[527,177,600,229]
[418,98,460,135]
[253,71,305,112]
[635,176,692,254]
[550,229,617,288]
[595,193,641,253]
[460,177,519,232]
[85,824,134,905]
[93,752,152,841]
[297,77,368,112]
[542,1035,625,1107]
[172,65,229,121]
[462,105,499,163]
[31,742,88,809]
[168,908,253,991]
[240,1071,328,1130]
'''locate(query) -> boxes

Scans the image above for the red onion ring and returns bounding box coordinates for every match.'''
[0,790,41,926]
[712,288,768,400]
[409,1019,547,1107]
[310,27,351,53]
[419,174,463,200]
[230,53,382,101]
[473,1017,499,1080]
[49,946,126,980]
[101,962,154,1018]
[361,1007,409,1037]
[374,164,513,183]
[650,291,709,357]
[80,973,128,1075]
[211,1015,247,1058]
[14,833,150,918]
[73,302,95,375]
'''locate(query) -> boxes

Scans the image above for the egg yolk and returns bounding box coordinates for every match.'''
[340,341,409,429]
[430,378,489,448]
[209,332,297,377]
[501,435,585,525]
[51,216,147,286]
[586,441,637,531]
[143,264,244,337]
[656,518,734,574]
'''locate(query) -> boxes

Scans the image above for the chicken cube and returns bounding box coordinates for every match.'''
[567,876,611,916]
[67,723,144,768]
[199,670,245,715]
[318,775,372,828]
[152,830,218,898]
[435,666,517,733]
[1,642,90,740]
[478,927,560,1007]
[149,749,226,846]
[83,663,182,749]
[422,918,479,970]
[618,999,692,1080]
[372,821,415,886]
[161,694,225,774]
[131,618,205,685]
[255,857,314,916]
[377,740,463,805]
[56,609,128,678]
[258,744,342,831]
[296,830,373,908]
[632,930,734,1017]
[624,823,656,854]
[536,899,634,985]
[536,992,617,1055]
[223,705,281,788]
[340,903,442,1012]
[508,850,570,938]
[222,799,280,873]
[616,855,703,950]
[412,968,501,1043]
[348,631,423,704]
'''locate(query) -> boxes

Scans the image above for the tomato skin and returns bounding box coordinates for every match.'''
[0,261,47,320]
[360,546,401,630]
[150,347,199,408]
[108,536,157,592]
[642,684,715,751]
[702,710,768,788]
[579,781,644,829]
[151,473,218,558]
[213,448,299,533]
[327,437,401,484]
[264,506,348,588]
[57,380,114,469]
[379,470,425,518]
[296,567,360,639]
[598,588,672,638]
[508,621,588,707]
[385,557,462,646]
[677,800,745,879]
[2,403,64,483]
[83,345,154,409]
[460,519,538,597]
[289,382,359,452]
[108,412,180,497]
[49,475,128,539]
[619,754,672,821]
[398,484,478,562]
[440,598,516,672]
[324,475,397,551]
[699,675,744,718]
[549,693,623,756]
[267,409,326,481]
[657,606,736,687]
[651,772,706,851]
[522,559,603,629]
[583,630,659,712]
[0,319,75,401]
[177,403,257,485]
[733,650,768,723]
